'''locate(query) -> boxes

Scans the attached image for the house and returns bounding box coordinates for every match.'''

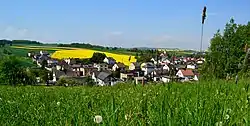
[71,64,84,76]
[112,62,126,71]
[40,51,49,56]
[160,58,171,65]
[56,60,68,70]
[162,64,170,71]
[103,57,116,65]
[151,68,169,81]
[47,58,58,65]
[36,55,49,66]
[52,70,66,82]
[151,58,159,65]
[120,72,134,81]
[81,65,98,76]
[96,71,114,86]
[197,59,204,64]
[64,58,76,65]
[161,76,171,83]
[141,62,155,76]
[94,63,109,71]
[52,69,80,81]
[175,64,186,70]
[186,64,196,69]
[129,62,141,71]
[92,70,100,83]
[176,69,195,81]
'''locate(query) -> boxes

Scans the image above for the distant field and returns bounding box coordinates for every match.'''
[10,47,56,57]
[11,45,136,66]
[0,80,249,125]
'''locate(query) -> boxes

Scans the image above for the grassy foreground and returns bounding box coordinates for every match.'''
[0,80,250,125]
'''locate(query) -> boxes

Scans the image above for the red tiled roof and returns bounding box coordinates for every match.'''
[181,70,194,76]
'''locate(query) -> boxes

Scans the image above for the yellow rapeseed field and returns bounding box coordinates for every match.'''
[12,45,136,66]
[51,49,136,66]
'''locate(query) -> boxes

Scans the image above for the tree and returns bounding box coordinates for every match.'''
[90,52,106,63]
[0,56,32,85]
[202,18,250,78]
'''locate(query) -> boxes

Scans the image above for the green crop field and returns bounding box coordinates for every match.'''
[0,80,250,125]
[10,47,56,57]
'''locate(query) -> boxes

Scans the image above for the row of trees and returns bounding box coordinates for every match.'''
[202,18,250,79]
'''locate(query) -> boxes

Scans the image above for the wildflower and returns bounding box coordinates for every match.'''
[94,115,103,123]
[125,114,128,120]
[224,114,230,120]
[215,121,223,126]
[57,102,60,106]
[125,114,131,120]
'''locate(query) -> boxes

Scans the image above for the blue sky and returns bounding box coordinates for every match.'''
[0,0,249,50]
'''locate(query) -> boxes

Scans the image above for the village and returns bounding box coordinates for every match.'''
[28,50,205,86]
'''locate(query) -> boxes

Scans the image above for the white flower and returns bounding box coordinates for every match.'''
[125,114,129,120]
[215,121,223,126]
[57,102,60,106]
[224,114,230,120]
[94,115,102,123]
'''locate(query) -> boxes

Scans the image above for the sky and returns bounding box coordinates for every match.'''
[0,0,249,50]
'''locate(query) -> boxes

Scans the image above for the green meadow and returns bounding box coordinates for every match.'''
[0,80,249,125]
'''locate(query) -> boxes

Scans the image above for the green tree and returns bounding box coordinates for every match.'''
[0,56,30,85]
[90,52,106,63]
[202,18,250,78]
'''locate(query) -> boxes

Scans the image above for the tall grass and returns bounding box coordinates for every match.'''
[0,80,250,125]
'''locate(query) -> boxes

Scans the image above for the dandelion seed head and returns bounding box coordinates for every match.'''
[94,115,102,123]
[224,114,230,120]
